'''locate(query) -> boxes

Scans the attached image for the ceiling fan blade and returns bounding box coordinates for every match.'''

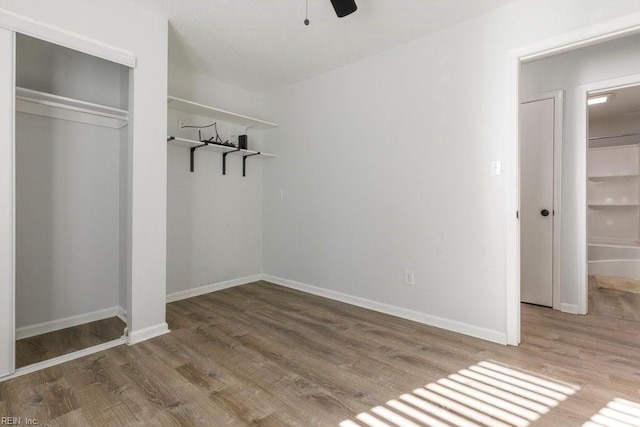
[330,0,357,18]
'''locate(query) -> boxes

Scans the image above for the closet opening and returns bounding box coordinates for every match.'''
[587,83,640,321]
[14,33,131,369]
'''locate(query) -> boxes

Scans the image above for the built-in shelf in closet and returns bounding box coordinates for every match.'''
[588,204,640,209]
[588,174,640,181]
[16,87,128,129]
[589,238,640,247]
[588,143,640,243]
[167,96,277,174]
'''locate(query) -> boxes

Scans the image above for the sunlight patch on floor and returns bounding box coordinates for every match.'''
[339,360,579,427]
[584,398,640,427]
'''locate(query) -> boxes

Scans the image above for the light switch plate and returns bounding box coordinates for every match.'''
[491,160,501,176]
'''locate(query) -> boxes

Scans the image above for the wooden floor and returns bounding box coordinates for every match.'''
[15,317,126,369]
[2,281,640,426]
[588,275,640,322]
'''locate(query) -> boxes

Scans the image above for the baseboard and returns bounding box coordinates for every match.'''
[16,306,122,340]
[560,303,579,314]
[128,322,170,345]
[262,275,507,345]
[3,337,127,382]
[117,306,127,323]
[166,274,262,303]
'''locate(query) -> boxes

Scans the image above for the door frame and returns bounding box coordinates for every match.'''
[520,90,563,311]
[0,9,136,379]
[0,8,135,67]
[577,74,640,315]
[0,27,15,379]
[506,13,640,345]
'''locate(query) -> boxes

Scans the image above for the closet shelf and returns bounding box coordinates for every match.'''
[588,239,640,248]
[15,87,128,129]
[588,203,640,209]
[589,132,640,141]
[589,143,640,151]
[588,174,640,182]
[167,96,277,131]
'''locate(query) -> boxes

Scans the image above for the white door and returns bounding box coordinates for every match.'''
[520,98,555,307]
[0,27,15,377]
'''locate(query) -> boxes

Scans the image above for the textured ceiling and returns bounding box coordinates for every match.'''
[161,0,518,93]
[590,84,640,120]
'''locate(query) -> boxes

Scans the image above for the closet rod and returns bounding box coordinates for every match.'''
[589,132,640,141]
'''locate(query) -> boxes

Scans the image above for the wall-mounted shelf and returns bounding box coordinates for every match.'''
[167,96,277,131]
[588,239,640,248]
[167,136,275,175]
[589,132,640,141]
[166,96,277,176]
[589,204,640,209]
[588,174,640,182]
[589,134,640,149]
[16,87,128,129]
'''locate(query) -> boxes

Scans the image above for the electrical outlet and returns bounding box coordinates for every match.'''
[404,270,415,286]
[278,189,284,200]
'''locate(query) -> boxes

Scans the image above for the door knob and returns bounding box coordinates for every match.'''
[540,209,550,217]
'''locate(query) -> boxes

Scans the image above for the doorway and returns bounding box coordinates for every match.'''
[586,84,640,321]
[0,15,136,379]
[13,34,130,370]
[508,27,640,345]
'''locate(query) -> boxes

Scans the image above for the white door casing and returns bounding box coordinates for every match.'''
[0,9,138,380]
[0,27,15,378]
[507,14,640,346]
[520,98,555,307]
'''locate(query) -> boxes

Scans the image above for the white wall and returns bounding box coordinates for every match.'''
[522,31,640,308]
[262,0,640,342]
[169,62,265,120]
[16,34,127,109]
[119,120,129,315]
[166,64,268,296]
[15,115,121,327]
[590,113,640,148]
[0,0,169,343]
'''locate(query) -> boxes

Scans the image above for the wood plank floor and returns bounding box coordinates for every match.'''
[2,281,640,426]
[588,275,640,322]
[15,317,126,369]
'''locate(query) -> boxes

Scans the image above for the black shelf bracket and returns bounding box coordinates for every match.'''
[222,148,241,175]
[242,152,260,177]
[189,142,209,173]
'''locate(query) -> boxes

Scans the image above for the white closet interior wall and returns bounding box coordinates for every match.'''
[119,66,131,319]
[589,114,640,149]
[15,34,129,334]
[588,111,640,244]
